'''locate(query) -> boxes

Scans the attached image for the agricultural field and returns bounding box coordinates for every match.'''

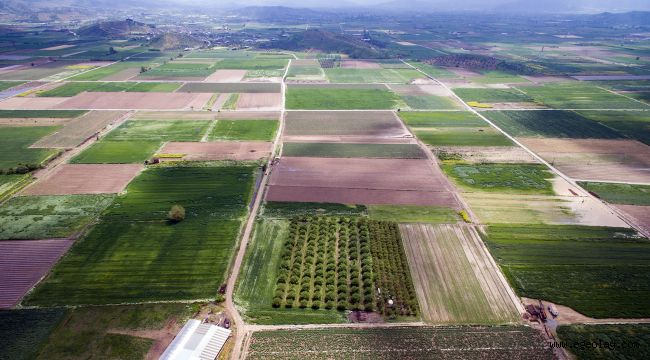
[578,110,650,145]
[0,126,60,171]
[0,174,30,202]
[31,110,128,149]
[246,326,556,360]
[208,120,278,141]
[557,324,650,360]
[483,110,623,139]
[281,142,426,159]
[286,85,400,110]
[37,81,181,96]
[259,202,368,218]
[0,109,87,119]
[284,111,408,138]
[0,309,66,360]
[178,82,281,93]
[400,94,462,110]
[272,217,418,317]
[399,111,513,146]
[518,82,649,109]
[463,192,575,224]
[324,68,423,83]
[400,224,520,324]
[407,62,458,78]
[471,71,531,84]
[104,119,211,142]
[442,163,554,195]
[24,165,256,305]
[212,58,288,70]
[484,224,650,318]
[454,88,534,103]
[139,62,217,79]
[0,194,114,240]
[367,205,459,223]
[0,81,24,91]
[578,182,650,206]
[71,140,161,163]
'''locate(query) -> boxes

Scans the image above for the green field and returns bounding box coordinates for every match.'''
[38,82,181,97]
[235,219,347,325]
[401,95,462,110]
[0,126,60,171]
[442,163,554,195]
[0,110,87,118]
[578,110,650,145]
[105,120,210,142]
[247,326,555,360]
[0,174,30,202]
[367,205,459,223]
[286,87,399,110]
[483,110,623,138]
[0,194,114,240]
[209,120,277,141]
[71,140,161,163]
[472,71,530,84]
[324,68,422,84]
[399,111,513,146]
[454,88,533,103]
[35,303,197,360]
[578,181,650,206]
[25,165,256,305]
[213,58,288,70]
[484,224,650,318]
[69,62,157,81]
[519,82,649,109]
[0,81,24,91]
[0,309,66,360]
[557,324,650,360]
[260,202,368,218]
[281,142,426,159]
[140,62,216,78]
[407,62,458,78]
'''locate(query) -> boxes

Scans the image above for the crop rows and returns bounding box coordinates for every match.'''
[273,216,417,317]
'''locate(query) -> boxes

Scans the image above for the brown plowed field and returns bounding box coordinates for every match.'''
[615,205,650,237]
[236,93,282,110]
[266,157,459,207]
[159,141,272,161]
[205,69,247,82]
[31,110,128,148]
[340,60,382,69]
[53,92,205,110]
[0,238,74,308]
[0,97,68,109]
[519,138,650,183]
[284,111,409,138]
[24,164,143,195]
[400,224,521,324]
[185,92,213,110]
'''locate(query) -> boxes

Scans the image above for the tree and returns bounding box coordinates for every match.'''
[108,46,117,55]
[168,205,185,223]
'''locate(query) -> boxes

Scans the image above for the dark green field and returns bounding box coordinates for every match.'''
[0,126,60,171]
[38,81,181,96]
[557,324,650,360]
[71,140,161,164]
[213,58,288,70]
[260,202,368,218]
[0,110,87,118]
[484,224,650,318]
[519,83,649,109]
[281,142,426,158]
[24,165,256,306]
[0,309,66,360]
[578,182,650,206]
[484,110,623,138]
[578,110,650,145]
[209,120,278,141]
[442,163,554,195]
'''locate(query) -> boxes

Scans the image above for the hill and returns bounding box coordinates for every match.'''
[77,19,155,38]
[264,29,385,59]
[149,33,205,51]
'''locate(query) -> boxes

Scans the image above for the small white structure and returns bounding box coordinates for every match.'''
[160,319,231,360]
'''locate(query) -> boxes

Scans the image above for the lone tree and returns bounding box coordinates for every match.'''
[168,205,186,223]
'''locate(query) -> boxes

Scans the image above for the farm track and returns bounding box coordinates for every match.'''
[403,60,650,238]
[226,59,292,360]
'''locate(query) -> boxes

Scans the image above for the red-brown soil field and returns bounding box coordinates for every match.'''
[24,164,143,195]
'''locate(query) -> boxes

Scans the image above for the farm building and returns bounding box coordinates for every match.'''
[160,319,231,360]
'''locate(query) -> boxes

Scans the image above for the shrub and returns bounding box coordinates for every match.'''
[167,205,186,222]
[272,298,282,308]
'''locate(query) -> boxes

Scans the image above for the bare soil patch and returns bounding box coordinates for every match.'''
[53,92,204,110]
[236,93,282,110]
[448,68,482,78]
[41,44,75,51]
[205,69,247,82]
[266,157,459,207]
[159,141,272,161]
[519,138,650,183]
[185,92,213,110]
[0,238,74,308]
[284,110,410,138]
[0,97,68,109]
[615,204,650,237]
[340,60,382,69]
[31,110,129,148]
[24,164,143,195]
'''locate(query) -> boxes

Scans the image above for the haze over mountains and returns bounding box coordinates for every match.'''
[2,0,650,14]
